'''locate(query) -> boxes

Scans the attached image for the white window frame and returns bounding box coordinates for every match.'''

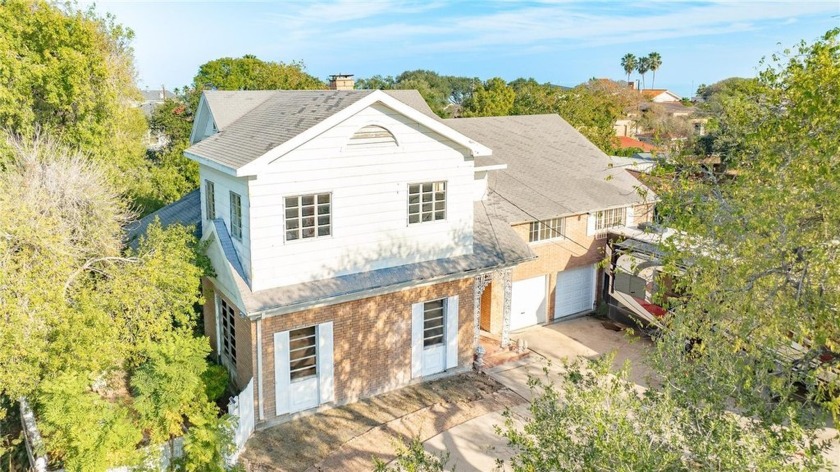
[219,297,237,366]
[422,299,446,348]
[284,193,332,241]
[595,207,626,231]
[289,326,318,382]
[408,181,446,225]
[230,191,242,240]
[529,217,565,243]
[205,180,216,220]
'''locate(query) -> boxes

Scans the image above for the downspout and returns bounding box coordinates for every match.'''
[256,318,265,421]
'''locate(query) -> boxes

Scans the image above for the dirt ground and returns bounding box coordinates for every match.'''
[239,371,519,472]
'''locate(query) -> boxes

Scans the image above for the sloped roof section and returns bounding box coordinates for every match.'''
[203,90,278,130]
[190,90,373,169]
[382,90,440,120]
[445,114,651,223]
[125,189,201,247]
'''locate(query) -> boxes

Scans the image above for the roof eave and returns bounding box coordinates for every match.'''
[184,150,239,177]
[234,90,493,177]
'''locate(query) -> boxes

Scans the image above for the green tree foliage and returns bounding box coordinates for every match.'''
[648,52,662,88]
[497,357,829,471]
[637,56,651,89]
[653,26,840,441]
[373,437,448,472]
[356,70,480,117]
[693,77,769,160]
[193,55,324,91]
[461,77,515,117]
[0,0,152,204]
[621,53,637,83]
[0,135,230,470]
[37,374,142,472]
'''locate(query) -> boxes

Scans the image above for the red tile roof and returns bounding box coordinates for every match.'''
[617,136,656,152]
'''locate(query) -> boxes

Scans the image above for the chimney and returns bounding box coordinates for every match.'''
[329,74,355,91]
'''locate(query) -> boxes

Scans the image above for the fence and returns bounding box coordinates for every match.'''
[228,378,255,462]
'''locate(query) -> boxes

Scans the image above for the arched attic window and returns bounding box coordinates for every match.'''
[347,125,397,149]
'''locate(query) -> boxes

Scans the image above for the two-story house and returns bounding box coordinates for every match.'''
[131,88,653,428]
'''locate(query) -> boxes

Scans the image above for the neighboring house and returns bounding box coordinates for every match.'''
[616,136,657,152]
[640,89,682,103]
[131,88,654,428]
[137,87,176,150]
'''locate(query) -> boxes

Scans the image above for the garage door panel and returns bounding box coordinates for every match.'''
[511,275,547,331]
[555,265,596,319]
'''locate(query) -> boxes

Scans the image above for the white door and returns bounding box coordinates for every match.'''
[511,275,547,330]
[274,322,334,416]
[555,265,596,319]
[412,297,459,378]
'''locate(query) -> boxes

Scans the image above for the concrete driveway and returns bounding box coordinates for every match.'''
[424,316,653,471]
[423,316,839,472]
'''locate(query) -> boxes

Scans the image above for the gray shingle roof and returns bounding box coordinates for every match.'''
[125,190,201,247]
[189,90,373,169]
[202,90,278,130]
[237,200,533,316]
[189,90,440,171]
[444,114,651,223]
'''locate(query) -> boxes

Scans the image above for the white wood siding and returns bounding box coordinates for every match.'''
[247,103,475,291]
[199,166,253,282]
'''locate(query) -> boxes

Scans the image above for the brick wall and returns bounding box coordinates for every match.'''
[259,277,474,419]
[507,205,654,321]
[202,279,255,391]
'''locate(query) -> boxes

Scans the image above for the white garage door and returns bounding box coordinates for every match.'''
[555,265,596,319]
[511,275,547,331]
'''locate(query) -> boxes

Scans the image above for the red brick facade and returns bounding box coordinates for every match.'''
[204,277,475,422]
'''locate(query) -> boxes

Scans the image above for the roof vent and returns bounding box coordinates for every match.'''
[329,74,355,91]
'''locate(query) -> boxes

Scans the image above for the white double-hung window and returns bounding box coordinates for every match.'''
[230,191,242,240]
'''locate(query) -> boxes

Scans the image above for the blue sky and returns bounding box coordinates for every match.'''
[94,1,840,98]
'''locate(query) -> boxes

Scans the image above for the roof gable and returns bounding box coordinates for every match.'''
[185,90,490,177]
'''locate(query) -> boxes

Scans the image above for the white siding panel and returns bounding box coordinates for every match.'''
[317,322,335,404]
[626,206,635,227]
[273,331,291,416]
[247,103,476,291]
[411,303,423,379]
[445,296,459,369]
[199,166,253,282]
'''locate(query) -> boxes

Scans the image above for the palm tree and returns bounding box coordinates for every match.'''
[620,53,637,84]
[637,57,651,89]
[648,52,662,88]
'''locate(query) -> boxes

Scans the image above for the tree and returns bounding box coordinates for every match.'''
[648,52,662,88]
[461,77,515,117]
[652,25,840,447]
[193,55,324,91]
[497,357,830,471]
[355,70,480,117]
[0,134,226,470]
[621,53,638,84]
[0,0,152,207]
[637,56,651,89]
